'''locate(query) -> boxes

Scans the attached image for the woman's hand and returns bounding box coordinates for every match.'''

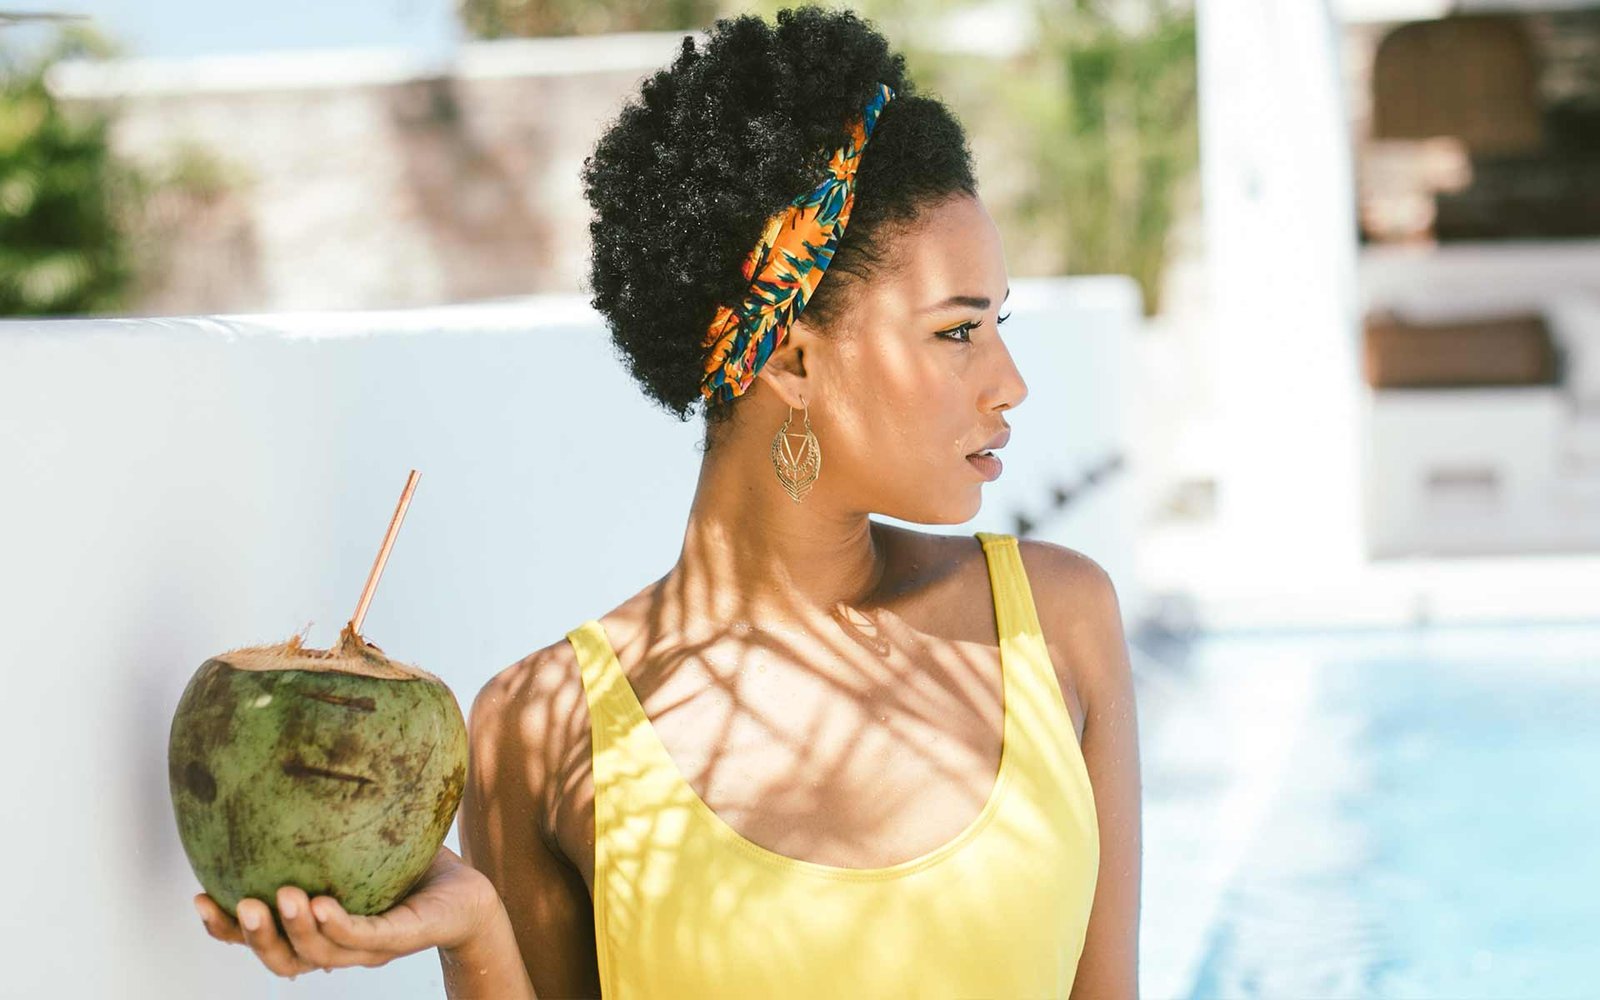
[193,844,497,980]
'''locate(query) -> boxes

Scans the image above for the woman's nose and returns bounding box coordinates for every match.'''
[990,344,1028,411]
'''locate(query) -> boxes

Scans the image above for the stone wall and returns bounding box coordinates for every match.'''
[47,35,693,314]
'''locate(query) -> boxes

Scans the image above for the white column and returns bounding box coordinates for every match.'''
[1195,0,1367,573]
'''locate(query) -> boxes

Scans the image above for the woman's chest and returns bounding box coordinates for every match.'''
[547,620,1084,898]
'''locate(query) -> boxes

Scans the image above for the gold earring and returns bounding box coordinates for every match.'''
[771,400,821,503]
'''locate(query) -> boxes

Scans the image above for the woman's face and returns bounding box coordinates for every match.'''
[782,193,1028,524]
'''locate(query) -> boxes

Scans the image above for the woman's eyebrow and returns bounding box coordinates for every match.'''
[918,285,1011,314]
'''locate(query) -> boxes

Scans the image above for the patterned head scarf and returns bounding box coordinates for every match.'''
[699,82,896,406]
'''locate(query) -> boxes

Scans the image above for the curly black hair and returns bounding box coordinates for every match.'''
[580,5,978,435]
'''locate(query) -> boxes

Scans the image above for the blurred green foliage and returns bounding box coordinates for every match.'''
[0,25,252,317]
[0,26,139,315]
[459,0,1198,316]
[1016,1,1198,315]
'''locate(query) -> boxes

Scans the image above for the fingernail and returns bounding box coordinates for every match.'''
[193,899,207,921]
[280,896,298,920]
[312,902,328,922]
[240,907,260,931]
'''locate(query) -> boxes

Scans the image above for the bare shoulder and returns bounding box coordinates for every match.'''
[467,632,587,845]
[1013,537,1119,604]
[473,633,583,723]
[1012,537,1130,724]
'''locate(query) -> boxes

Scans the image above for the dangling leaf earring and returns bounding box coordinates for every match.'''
[771,399,822,503]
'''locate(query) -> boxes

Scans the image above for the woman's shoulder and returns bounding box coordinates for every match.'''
[1007,536,1126,728]
[467,630,597,847]
[475,631,583,718]
[1010,535,1116,598]
[472,578,668,743]
[476,582,656,710]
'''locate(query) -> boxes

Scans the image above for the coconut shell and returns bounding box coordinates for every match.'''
[167,622,468,923]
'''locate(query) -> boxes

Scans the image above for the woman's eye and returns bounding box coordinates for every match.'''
[939,311,1010,342]
[938,320,979,343]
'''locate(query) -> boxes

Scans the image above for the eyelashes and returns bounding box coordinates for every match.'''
[937,310,1012,343]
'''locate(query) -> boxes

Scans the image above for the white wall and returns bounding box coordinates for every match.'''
[0,276,1137,999]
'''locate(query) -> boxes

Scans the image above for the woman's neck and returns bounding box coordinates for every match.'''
[659,449,892,631]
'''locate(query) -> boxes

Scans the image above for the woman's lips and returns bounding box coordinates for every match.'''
[966,451,1002,481]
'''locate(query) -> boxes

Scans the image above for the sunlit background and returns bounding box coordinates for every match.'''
[2,0,1597,997]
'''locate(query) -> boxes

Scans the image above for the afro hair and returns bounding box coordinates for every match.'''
[580,5,978,429]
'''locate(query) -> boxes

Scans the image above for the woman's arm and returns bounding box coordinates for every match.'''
[456,643,604,998]
[439,893,538,999]
[1023,542,1143,999]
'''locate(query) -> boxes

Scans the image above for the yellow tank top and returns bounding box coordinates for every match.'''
[565,531,1099,998]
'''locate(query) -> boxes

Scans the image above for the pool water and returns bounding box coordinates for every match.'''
[1140,625,1600,999]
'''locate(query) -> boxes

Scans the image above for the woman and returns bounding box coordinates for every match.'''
[195,7,1141,997]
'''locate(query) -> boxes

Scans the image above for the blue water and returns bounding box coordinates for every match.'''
[1185,626,1600,999]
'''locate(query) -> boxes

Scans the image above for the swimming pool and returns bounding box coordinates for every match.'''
[1136,623,1600,999]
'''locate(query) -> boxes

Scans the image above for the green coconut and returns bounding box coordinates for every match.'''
[168,621,468,924]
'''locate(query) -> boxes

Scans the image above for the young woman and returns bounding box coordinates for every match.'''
[196,7,1141,997]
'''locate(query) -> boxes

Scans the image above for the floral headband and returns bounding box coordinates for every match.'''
[699,82,896,405]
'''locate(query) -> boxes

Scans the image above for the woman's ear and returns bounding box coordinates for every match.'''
[754,319,818,408]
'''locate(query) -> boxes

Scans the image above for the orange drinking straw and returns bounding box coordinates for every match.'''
[349,469,420,634]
